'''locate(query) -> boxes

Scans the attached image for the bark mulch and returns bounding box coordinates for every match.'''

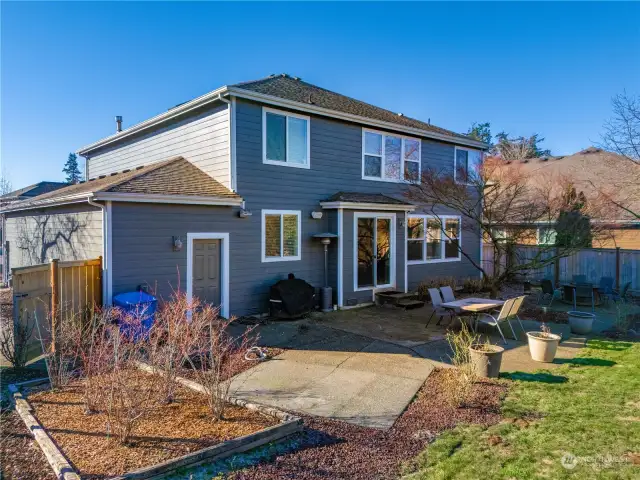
[229,369,507,480]
[27,383,278,479]
[1,409,57,480]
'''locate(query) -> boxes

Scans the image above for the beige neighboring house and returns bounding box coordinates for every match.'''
[489,147,640,250]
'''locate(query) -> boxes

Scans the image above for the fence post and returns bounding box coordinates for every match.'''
[50,258,59,352]
[554,247,560,287]
[615,247,621,289]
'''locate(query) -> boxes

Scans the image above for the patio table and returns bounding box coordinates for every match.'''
[441,298,505,333]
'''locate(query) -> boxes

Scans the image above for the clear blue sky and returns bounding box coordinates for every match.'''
[2,1,639,189]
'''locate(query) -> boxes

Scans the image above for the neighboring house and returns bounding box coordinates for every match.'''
[487,147,640,250]
[1,181,68,282]
[2,74,487,317]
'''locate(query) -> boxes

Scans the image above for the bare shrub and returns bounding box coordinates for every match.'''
[462,277,485,294]
[0,313,34,369]
[180,296,254,420]
[443,323,478,408]
[148,293,190,404]
[102,312,164,444]
[417,276,458,300]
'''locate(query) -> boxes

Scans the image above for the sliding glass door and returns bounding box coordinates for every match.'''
[356,213,395,290]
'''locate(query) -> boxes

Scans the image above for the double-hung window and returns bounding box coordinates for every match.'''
[262,210,302,262]
[454,147,483,184]
[363,129,421,182]
[537,226,557,246]
[407,215,461,263]
[263,107,310,168]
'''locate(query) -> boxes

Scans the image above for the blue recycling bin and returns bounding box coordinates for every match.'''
[113,291,157,341]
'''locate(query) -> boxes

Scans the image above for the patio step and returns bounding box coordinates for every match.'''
[375,291,421,308]
[397,299,425,310]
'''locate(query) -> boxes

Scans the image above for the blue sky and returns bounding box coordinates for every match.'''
[2,1,639,189]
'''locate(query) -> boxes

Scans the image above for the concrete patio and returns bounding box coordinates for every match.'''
[226,294,613,429]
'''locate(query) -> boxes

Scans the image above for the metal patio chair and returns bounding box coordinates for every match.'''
[439,285,456,303]
[612,282,632,303]
[537,279,559,307]
[475,297,518,344]
[597,277,615,305]
[425,288,454,328]
[506,295,527,333]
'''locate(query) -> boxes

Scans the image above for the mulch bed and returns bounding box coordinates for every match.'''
[230,369,507,479]
[1,409,57,480]
[27,383,278,479]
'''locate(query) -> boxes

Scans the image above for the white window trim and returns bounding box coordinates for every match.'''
[406,214,462,264]
[361,128,421,183]
[353,212,397,292]
[262,107,311,169]
[261,209,302,262]
[454,146,482,185]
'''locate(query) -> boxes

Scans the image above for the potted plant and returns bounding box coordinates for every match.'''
[527,323,561,362]
[568,311,595,334]
[469,341,504,378]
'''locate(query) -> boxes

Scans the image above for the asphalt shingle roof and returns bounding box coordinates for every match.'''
[232,74,475,142]
[4,157,240,210]
[325,192,414,206]
[1,181,68,200]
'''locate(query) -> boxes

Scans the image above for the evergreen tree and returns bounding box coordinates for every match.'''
[63,153,82,184]
[467,122,492,145]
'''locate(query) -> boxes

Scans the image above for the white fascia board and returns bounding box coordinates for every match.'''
[77,86,230,155]
[93,192,244,206]
[228,87,489,150]
[1,193,94,213]
[320,201,416,212]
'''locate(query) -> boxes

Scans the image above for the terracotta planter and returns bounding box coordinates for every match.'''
[469,344,505,378]
[568,311,595,334]
[527,332,561,362]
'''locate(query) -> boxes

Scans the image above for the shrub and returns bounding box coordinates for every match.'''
[462,277,485,294]
[180,296,254,420]
[417,276,458,300]
[0,312,35,369]
[443,323,478,408]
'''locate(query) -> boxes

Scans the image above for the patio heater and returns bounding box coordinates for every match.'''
[313,233,338,312]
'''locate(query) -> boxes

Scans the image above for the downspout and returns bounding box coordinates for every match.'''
[87,196,110,305]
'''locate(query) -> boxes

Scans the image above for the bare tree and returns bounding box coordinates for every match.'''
[405,157,610,297]
[597,91,640,220]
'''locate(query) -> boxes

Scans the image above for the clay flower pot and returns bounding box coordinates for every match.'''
[469,344,505,378]
[568,311,595,335]
[527,331,561,362]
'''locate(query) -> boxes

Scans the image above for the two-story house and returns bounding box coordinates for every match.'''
[3,74,487,317]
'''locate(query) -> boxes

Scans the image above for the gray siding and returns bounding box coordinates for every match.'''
[235,99,481,306]
[5,204,102,269]
[87,103,230,188]
[110,202,326,317]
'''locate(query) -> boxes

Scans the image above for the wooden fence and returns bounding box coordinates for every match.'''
[482,244,640,292]
[10,257,102,362]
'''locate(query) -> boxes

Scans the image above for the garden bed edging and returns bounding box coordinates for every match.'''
[10,373,302,480]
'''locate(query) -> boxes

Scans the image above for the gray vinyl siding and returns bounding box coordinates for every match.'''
[4,204,102,269]
[234,98,481,305]
[87,103,230,188]
[110,202,318,317]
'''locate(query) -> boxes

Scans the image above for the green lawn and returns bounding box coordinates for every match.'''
[403,339,640,480]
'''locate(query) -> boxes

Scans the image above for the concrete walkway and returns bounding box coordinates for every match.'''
[228,307,588,429]
[228,323,434,429]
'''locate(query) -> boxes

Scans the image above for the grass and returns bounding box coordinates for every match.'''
[403,338,640,479]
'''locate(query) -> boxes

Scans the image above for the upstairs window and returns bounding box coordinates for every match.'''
[263,107,310,169]
[454,147,483,184]
[363,129,421,183]
[407,215,461,263]
[262,210,302,262]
